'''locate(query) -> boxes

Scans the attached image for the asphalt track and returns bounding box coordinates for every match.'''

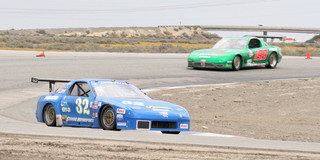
[1,50,320,152]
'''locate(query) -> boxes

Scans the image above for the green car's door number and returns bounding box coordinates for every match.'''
[75,98,90,115]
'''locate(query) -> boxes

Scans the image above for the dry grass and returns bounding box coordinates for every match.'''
[272,43,320,56]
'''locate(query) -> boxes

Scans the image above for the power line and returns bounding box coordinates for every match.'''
[0,0,261,14]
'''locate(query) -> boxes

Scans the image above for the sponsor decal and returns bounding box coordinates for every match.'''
[153,109,170,112]
[100,81,128,86]
[227,61,232,63]
[92,105,98,109]
[133,102,144,106]
[117,108,126,114]
[61,107,71,112]
[93,101,99,105]
[247,59,252,63]
[92,112,98,118]
[98,102,102,107]
[131,106,142,109]
[66,117,94,123]
[57,88,66,93]
[249,50,253,57]
[176,108,183,111]
[117,122,127,126]
[269,48,277,51]
[60,101,68,107]
[122,101,145,106]
[210,51,226,54]
[146,106,170,109]
[247,63,265,67]
[160,112,168,118]
[44,96,59,100]
[199,56,210,58]
[180,114,183,118]
[122,101,132,105]
[180,124,189,129]
[117,114,123,120]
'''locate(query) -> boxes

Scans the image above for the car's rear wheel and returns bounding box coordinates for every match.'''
[100,107,117,130]
[232,55,241,71]
[161,131,180,134]
[266,53,278,69]
[43,104,56,126]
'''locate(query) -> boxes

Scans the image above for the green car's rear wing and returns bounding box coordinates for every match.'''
[244,35,285,41]
[31,77,71,92]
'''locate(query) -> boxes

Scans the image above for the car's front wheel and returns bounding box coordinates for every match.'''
[43,104,56,126]
[266,53,278,69]
[161,131,180,134]
[100,107,117,130]
[232,55,241,71]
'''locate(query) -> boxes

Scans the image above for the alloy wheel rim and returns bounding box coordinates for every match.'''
[46,107,54,124]
[104,110,114,126]
[270,54,277,67]
[235,57,240,69]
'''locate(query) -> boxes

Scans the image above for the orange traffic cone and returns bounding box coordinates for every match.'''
[306,50,312,59]
[36,51,45,57]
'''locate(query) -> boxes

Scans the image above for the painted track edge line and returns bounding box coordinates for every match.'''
[142,77,320,93]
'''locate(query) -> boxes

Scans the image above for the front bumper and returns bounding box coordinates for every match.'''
[188,61,232,69]
[116,117,190,131]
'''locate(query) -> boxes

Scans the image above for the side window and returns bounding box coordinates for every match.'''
[248,39,261,49]
[69,82,91,97]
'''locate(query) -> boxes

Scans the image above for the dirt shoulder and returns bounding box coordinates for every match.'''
[148,78,320,143]
[1,133,319,160]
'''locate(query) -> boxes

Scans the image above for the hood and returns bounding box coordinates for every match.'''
[189,48,242,57]
[96,97,187,112]
[95,97,189,120]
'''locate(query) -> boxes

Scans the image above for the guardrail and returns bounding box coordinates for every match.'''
[158,25,320,34]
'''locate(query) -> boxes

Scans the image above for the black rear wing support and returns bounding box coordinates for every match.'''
[31,77,71,92]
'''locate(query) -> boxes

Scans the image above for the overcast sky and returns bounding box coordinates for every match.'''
[0,0,318,41]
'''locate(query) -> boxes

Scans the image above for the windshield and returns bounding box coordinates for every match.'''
[92,81,150,99]
[213,38,248,49]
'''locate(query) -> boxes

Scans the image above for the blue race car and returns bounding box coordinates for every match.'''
[31,77,190,134]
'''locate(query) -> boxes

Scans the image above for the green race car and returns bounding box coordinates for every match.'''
[188,36,282,71]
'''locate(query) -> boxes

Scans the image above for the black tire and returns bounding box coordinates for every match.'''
[43,104,56,126]
[161,131,180,134]
[232,56,241,71]
[100,107,117,130]
[266,53,278,69]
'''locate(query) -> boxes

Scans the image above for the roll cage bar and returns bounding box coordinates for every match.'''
[70,82,91,97]
[31,77,71,92]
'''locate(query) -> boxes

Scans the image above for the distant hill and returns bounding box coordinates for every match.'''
[306,35,320,43]
[0,26,220,53]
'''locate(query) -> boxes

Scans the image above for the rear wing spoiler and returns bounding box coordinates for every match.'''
[31,77,71,92]
[244,35,285,41]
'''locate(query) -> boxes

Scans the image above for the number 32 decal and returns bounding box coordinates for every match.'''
[76,98,90,115]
